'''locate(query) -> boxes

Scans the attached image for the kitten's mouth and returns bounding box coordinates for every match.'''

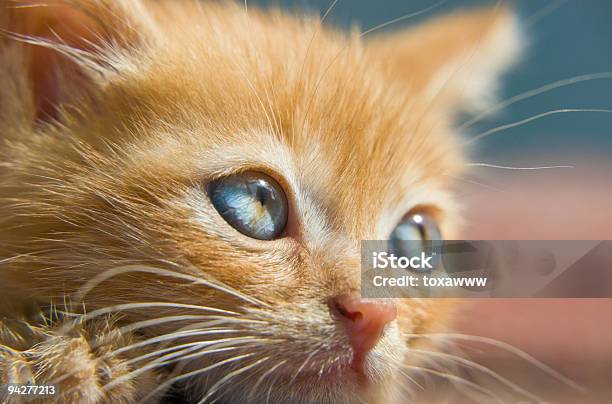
[285,351,388,389]
[276,356,393,404]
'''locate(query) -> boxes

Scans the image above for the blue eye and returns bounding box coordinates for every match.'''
[209,172,288,240]
[389,213,442,271]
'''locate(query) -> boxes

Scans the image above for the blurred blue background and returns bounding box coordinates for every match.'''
[251,0,612,163]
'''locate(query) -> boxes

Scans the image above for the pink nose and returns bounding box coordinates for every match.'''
[330,294,397,373]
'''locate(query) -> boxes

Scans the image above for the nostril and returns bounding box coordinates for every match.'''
[330,294,397,325]
[333,301,363,322]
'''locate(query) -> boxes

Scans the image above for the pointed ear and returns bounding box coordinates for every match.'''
[1,0,156,121]
[368,6,523,116]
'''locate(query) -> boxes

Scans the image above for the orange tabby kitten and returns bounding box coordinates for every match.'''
[0,1,520,402]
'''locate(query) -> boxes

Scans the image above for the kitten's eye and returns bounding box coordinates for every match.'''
[208,172,288,240]
[389,212,441,271]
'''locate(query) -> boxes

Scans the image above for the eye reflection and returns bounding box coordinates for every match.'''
[389,212,442,272]
[209,172,288,240]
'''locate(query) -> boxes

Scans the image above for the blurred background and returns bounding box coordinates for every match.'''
[251,1,612,402]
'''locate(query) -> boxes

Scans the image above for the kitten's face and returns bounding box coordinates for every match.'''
[0,1,520,402]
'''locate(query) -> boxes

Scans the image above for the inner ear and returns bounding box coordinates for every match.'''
[28,5,101,121]
[2,0,153,122]
[367,6,522,116]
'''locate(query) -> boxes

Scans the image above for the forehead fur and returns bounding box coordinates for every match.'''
[75,1,464,239]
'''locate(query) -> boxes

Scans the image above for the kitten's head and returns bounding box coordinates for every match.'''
[0,1,520,401]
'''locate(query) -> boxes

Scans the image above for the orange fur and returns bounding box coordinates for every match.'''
[0,1,520,402]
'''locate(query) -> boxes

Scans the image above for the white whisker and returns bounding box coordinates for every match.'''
[138,352,256,403]
[464,108,612,145]
[360,0,447,37]
[295,0,339,92]
[104,344,257,392]
[123,341,213,366]
[525,0,568,28]
[112,314,229,335]
[109,337,275,390]
[446,174,507,193]
[248,359,287,400]
[403,332,585,392]
[466,162,574,170]
[46,332,246,388]
[411,348,541,401]
[289,347,321,385]
[397,367,424,392]
[105,329,255,358]
[197,356,271,403]
[74,265,266,307]
[458,72,612,131]
[403,365,503,404]
[57,301,243,335]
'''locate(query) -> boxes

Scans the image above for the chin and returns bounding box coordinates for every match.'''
[182,341,406,404]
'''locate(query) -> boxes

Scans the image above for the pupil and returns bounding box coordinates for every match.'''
[255,184,266,206]
[416,223,426,239]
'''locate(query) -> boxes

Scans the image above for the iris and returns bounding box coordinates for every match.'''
[209,172,288,240]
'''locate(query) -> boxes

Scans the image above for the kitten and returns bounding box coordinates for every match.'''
[0,1,520,402]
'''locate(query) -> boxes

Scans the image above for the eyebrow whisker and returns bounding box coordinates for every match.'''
[464,108,612,145]
[458,73,612,131]
[466,162,574,170]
